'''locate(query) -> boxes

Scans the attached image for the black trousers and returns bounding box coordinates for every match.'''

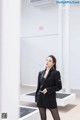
[38,107,60,120]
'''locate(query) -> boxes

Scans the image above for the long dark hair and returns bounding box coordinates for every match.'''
[47,55,56,70]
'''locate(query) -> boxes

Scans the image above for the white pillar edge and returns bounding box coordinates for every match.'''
[58,4,63,89]
[0,0,2,116]
[0,0,21,120]
[62,4,70,93]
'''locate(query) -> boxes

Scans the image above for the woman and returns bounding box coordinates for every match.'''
[35,55,62,120]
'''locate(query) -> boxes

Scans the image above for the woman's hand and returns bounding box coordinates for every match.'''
[41,88,47,94]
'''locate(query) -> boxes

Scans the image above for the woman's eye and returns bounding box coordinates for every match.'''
[49,61,51,62]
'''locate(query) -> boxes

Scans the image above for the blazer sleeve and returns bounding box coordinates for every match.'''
[35,72,41,102]
[46,71,62,94]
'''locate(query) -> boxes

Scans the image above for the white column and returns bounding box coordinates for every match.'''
[0,0,2,115]
[0,0,21,120]
[58,4,63,84]
[62,4,70,93]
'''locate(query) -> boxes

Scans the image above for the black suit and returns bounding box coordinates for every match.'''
[35,68,62,109]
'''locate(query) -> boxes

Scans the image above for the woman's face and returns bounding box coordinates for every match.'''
[45,57,54,69]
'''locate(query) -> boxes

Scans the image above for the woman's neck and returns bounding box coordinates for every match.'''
[46,67,51,71]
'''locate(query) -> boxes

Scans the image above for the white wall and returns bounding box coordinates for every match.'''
[21,0,80,90]
[20,0,62,86]
[21,0,58,37]
[21,36,62,86]
[69,6,80,89]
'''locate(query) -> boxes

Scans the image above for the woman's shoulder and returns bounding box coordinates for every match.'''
[39,69,45,74]
[51,69,60,75]
[55,70,60,73]
[51,70,61,80]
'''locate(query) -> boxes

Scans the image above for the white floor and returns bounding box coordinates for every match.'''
[20,85,80,120]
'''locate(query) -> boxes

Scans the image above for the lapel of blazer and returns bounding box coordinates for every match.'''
[43,68,55,81]
[45,69,52,80]
[40,68,55,89]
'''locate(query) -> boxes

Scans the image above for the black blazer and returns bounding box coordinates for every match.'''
[35,68,62,108]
